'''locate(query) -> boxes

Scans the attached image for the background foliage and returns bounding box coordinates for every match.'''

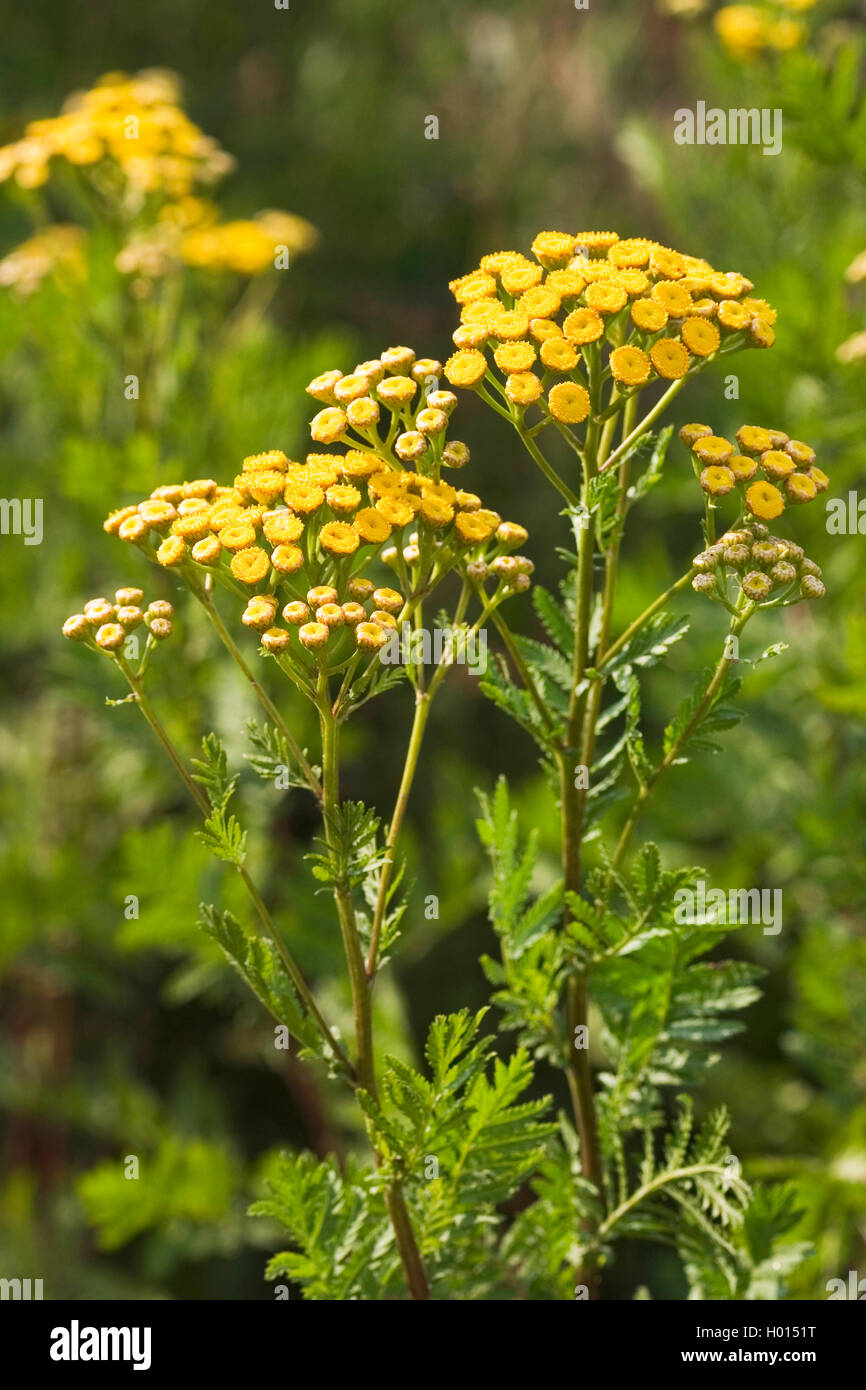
[0,0,864,1299]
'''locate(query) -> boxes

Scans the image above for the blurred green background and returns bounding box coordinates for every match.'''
[0,0,864,1299]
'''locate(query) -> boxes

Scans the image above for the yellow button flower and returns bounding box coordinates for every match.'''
[505,372,543,406]
[694,435,733,464]
[610,345,651,386]
[444,349,487,387]
[231,546,270,584]
[548,382,591,424]
[651,281,692,317]
[494,341,537,373]
[649,338,691,379]
[584,282,628,315]
[319,521,359,555]
[630,298,668,333]
[700,466,735,496]
[270,543,304,574]
[563,308,604,344]
[785,473,817,504]
[310,407,347,444]
[746,480,785,520]
[681,317,720,357]
[539,337,579,372]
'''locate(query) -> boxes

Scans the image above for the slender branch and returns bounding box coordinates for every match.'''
[316,673,375,1092]
[597,568,697,671]
[365,690,430,978]
[489,608,557,734]
[606,609,752,887]
[599,377,688,475]
[114,659,354,1083]
[514,422,580,508]
[191,580,323,802]
[315,669,431,1300]
[560,415,605,1203]
[366,579,474,977]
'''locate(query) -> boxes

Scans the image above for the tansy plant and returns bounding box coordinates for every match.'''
[64,229,823,1300]
[436,229,823,1298]
[64,344,541,1301]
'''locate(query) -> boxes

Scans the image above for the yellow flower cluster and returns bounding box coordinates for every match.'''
[681,422,828,520]
[115,200,317,279]
[306,343,474,478]
[713,3,814,61]
[103,426,530,670]
[62,588,173,650]
[0,225,84,297]
[180,209,317,275]
[443,231,774,422]
[691,521,825,606]
[0,70,233,195]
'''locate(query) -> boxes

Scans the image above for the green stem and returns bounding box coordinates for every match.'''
[315,669,431,1300]
[366,579,473,976]
[598,568,697,671]
[366,691,431,978]
[515,422,580,508]
[316,673,374,1092]
[599,377,688,475]
[193,581,323,801]
[116,660,353,1082]
[560,418,605,1203]
[607,610,752,887]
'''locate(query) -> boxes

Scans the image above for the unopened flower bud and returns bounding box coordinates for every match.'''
[116,605,145,630]
[95,623,125,650]
[372,587,403,614]
[722,544,751,568]
[307,585,338,608]
[496,522,529,549]
[298,622,330,650]
[771,561,797,586]
[282,602,310,626]
[62,614,91,641]
[800,575,826,600]
[348,577,375,601]
[316,603,345,628]
[742,571,773,602]
[146,600,174,621]
[442,441,470,469]
[84,598,116,624]
[356,621,388,650]
[751,541,782,566]
[243,596,278,630]
[261,627,293,653]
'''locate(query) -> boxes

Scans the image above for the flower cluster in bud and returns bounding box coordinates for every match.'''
[681,422,828,521]
[62,588,174,652]
[691,519,825,608]
[441,230,775,431]
[306,344,468,478]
